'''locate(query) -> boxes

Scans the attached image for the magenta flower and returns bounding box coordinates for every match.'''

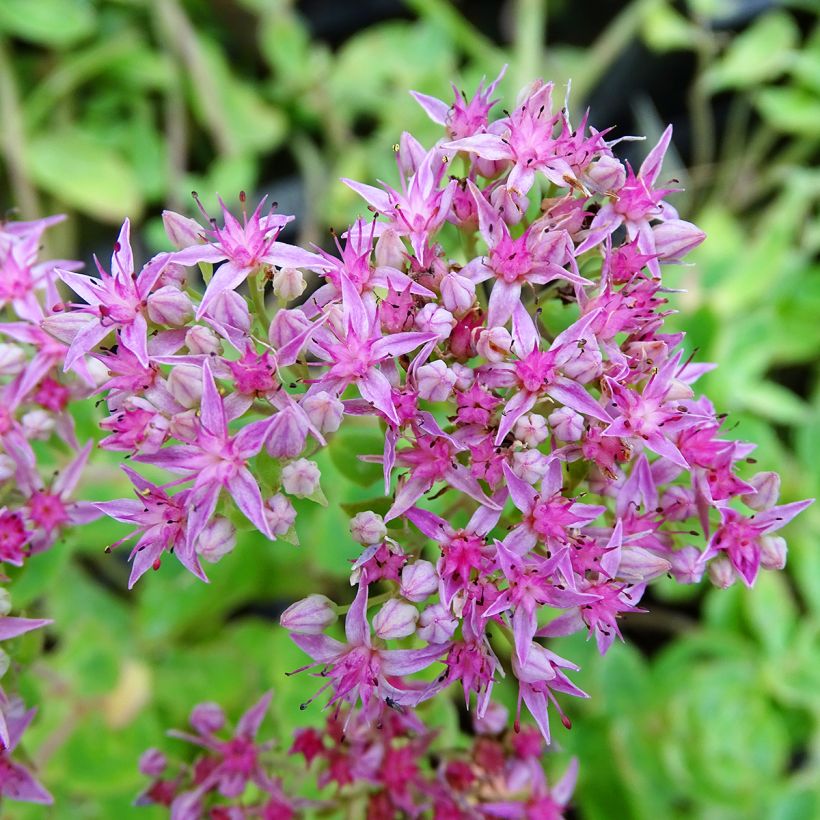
[52,219,168,369]
[135,359,274,548]
[167,196,330,318]
[289,583,447,712]
[0,693,52,805]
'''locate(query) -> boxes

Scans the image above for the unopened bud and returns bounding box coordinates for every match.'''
[512,449,550,484]
[473,700,509,735]
[415,304,456,341]
[760,536,787,571]
[440,273,476,315]
[668,545,705,584]
[741,472,780,512]
[273,267,306,301]
[185,325,221,355]
[514,413,549,447]
[280,594,338,634]
[476,327,512,362]
[207,289,250,333]
[417,603,458,643]
[265,493,297,536]
[652,219,706,262]
[195,518,236,563]
[0,588,11,616]
[190,702,225,735]
[138,748,168,777]
[269,308,310,349]
[585,155,626,194]
[162,210,203,249]
[400,560,438,602]
[0,344,26,376]
[0,454,16,482]
[302,392,344,434]
[548,406,584,441]
[374,228,406,269]
[417,360,457,402]
[21,409,54,439]
[617,547,672,582]
[350,511,387,546]
[168,364,203,409]
[147,285,194,327]
[373,598,419,639]
[708,555,736,589]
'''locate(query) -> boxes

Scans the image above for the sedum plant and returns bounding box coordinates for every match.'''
[0,69,813,817]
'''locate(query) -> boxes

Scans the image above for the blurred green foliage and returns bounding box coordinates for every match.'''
[2,1,820,818]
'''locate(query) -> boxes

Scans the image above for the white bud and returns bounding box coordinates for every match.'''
[742,472,780,512]
[476,327,512,362]
[373,599,419,639]
[374,228,406,269]
[168,364,204,409]
[440,273,476,314]
[451,363,474,391]
[708,556,736,589]
[185,325,221,355]
[400,560,439,602]
[514,413,549,447]
[760,536,788,571]
[417,603,458,643]
[548,406,584,441]
[147,285,194,327]
[21,409,54,439]
[512,449,550,484]
[350,511,387,546]
[265,493,297,535]
[272,267,307,301]
[0,344,26,376]
[302,392,344,434]
[195,517,236,563]
[415,304,456,340]
[0,454,16,482]
[416,360,457,402]
[281,459,321,498]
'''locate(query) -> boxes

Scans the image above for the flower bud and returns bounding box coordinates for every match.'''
[190,702,225,735]
[400,560,438,602]
[185,325,221,355]
[375,228,406,269]
[195,518,236,563]
[169,409,197,442]
[741,471,780,512]
[514,413,549,447]
[476,327,512,362]
[417,603,458,643]
[208,289,250,333]
[273,267,307,301]
[269,308,310,349]
[489,184,527,226]
[473,700,508,735]
[147,285,194,327]
[440,273,476,315]
[162,210,203,249]
[280,594,338,635]
[652,219,706,262]
[0,344,25,376]
[665,379,694,402]
[22,409,54,439]
[451,363,474,391]
[512,449,550,484]
[617,547,672,582]
[350,511,387,546]
[708,555,736,589]
[415,304,455,341]
[585,155,626,194]
[373,599,419,639]
[0,648,9,679]
[302,392,344,434]
[668,545,704,584]
[168,364,203,409]
[416,360,457,402]
[548,406,584,441]
[265,493,297,535]
[266,407,308,459]
[0,587,11,617]
[660,485,697,520]
[760,536,787,571]
[139,748,168,777]
[0,454,16,482]
[158,262,189,289]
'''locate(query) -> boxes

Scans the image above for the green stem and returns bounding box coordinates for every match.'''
[250,272,270,330]
[336,591,392,615]
[514,0,547,91]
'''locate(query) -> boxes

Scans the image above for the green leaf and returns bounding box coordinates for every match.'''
[26,129,142,222]
[755,87,820,136]
[704,11,799,92]
[642,3,700,53]
[742,572,797,655]
[329,428,385,488]
[0,0,95,48]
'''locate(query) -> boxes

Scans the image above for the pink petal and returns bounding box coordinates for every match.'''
[340,178,393,212]
[199,359,227,439]
[410,90,449,125]
[227,467,272,538]
[442,133,511,161]
[196,261,250,319]
[640,124,673,185]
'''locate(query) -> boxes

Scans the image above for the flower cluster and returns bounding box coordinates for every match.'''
[138,694,578,818]
[0,68,809,813]
[275,70,813,746]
